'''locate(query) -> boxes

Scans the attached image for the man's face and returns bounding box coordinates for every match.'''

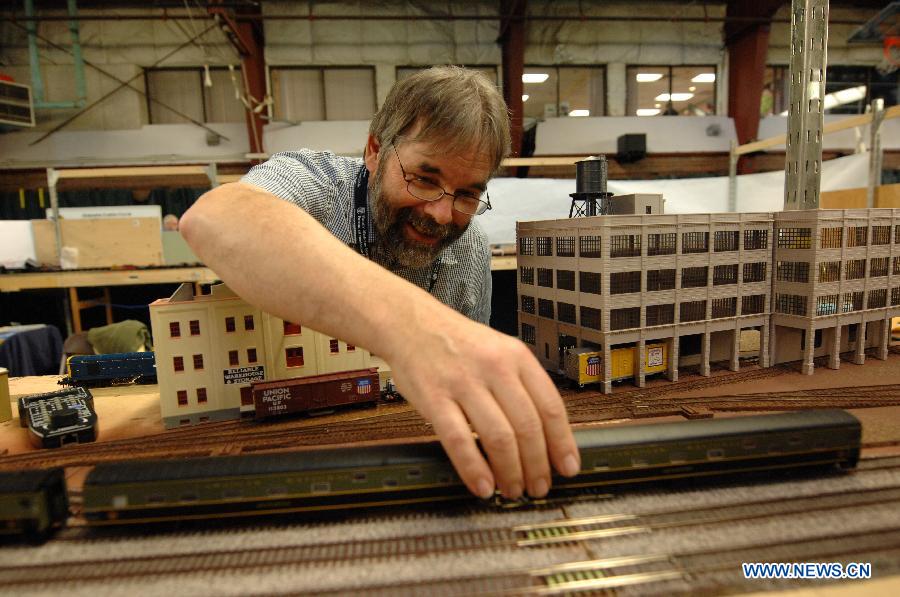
[366,135,493,269]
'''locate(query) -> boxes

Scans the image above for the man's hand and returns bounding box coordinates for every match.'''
[386,306,581,500]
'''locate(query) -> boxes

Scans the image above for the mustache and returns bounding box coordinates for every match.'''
[397,208,458,240]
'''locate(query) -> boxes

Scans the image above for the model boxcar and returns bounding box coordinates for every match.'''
[251,368,380,419]
[60,352,157,387]
[565,342,667,387]
[0,468,68,542]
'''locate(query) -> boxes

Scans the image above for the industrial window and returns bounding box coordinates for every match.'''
[744,229,768,250]
[647,233,676,256]
[536,237,553,256]
[177,390,188,406]
[645,304,674,326]
[680,300,707,322]
[818,261,841,282]
[537,268,554,287]
[285,347,304,367]
[169,322,181,338]
[870,257,889,277]
[896,225,900,244]
[842,291,864,313]
[816,295,839,316]
[556,270,576,291]
[743,262,767,283]
[714,231,739,252]
[579,235,602,257]
[189,320,200,336]
[820,227,842,249]
[872,226,891,245]
[225,317,236,333]
[244,315,255,331]
[867,289,887,309]
[173,356,184,372]
[777,228,812,249]
[556,237,575,257]
[228,350,239,366]
[192,354,204,370]
[626,65,717,117]
[681,266,709,288]
[518,237,534,255]
[713,264,738,286]
[893,287,900,306]
[579,271,601,294]
[145,67,245,124]
[610,234,641,257]
[399,65,499,85]
[520,266,535,285]
[283,322,302,335]
[845,259,866,280]
[742,294,766,315]
[520,295,535,314]
[196,388,208,404]
[647,269,676,291]
[711,297,737,319]
[247,348,258,363]
[894,257,900,275]
[580,307,602,330]
[523,65,606,119]
[346,345,355,352]
[847,226,868,247]
[775,294,807,316]
[538,299,554,319]
[558,302,577,324]
[521,323,536,345]
[610,271,641,294]
[682,232,709,254]
[776,261,810,283]
[610,307,641,330]
[329,339,340,354]
[271,66,376,122]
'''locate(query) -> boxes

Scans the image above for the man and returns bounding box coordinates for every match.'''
[180,66,579,500]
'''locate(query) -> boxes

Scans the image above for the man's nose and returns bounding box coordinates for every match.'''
[422,194,455,225]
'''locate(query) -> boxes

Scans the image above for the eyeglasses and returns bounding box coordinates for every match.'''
[391,144,491,216]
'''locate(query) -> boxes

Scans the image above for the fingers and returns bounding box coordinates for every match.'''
[426,399,496,499]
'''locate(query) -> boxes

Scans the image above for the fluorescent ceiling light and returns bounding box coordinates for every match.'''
[778,85,867,115]
[636,108,661,116]
[522,94,529,102]
[655,92,694,102]
[636,73,663,82]
[569,109,590,117]
[691,73,716,83]
[522,73,549,83]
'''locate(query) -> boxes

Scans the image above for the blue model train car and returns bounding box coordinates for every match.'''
[60,352,157,387]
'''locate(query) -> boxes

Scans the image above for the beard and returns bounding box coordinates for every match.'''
[369,158,467,269]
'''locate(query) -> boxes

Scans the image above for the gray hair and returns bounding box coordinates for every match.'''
[369,66,511,172]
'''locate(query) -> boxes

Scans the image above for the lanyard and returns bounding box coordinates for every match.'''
[352,166,440,294]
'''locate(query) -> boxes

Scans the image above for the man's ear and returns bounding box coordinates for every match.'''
[364,134,381,174]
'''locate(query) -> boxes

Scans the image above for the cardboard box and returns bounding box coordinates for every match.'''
[32,217,164,269]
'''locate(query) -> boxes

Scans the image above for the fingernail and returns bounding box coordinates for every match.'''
[531,478,549,498]
[476,478,494,499]
[562,454,580,477]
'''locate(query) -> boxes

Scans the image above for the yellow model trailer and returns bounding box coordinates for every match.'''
[565,343,668,387]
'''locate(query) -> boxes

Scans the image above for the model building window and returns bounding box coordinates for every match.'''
[818,261,841,282]
[870,257,889,277]
[681,266,708,288]
[775,294,807,316]
[711,297,737,319]
[872,226,891,245]
[329,339,340,353]
[346,345,356,352]
[713,264,738,286]
[556,237,575,257]
[536,236,553,256]
[610,271,641,294]
[173,356,184,372]
[647,268,676,291]
[580,306,601,330]
[743,229,768,250]
[579,271,601,294]
[579,236,602,258]
[228,350,239,366]
[557,302,577,324]
[285,347,304,367]
[538,299,554,319]
[742,294,766,315]
[556,269,576,291]
[169,321,181,338]
[610,307,640,330]
[743,262,767,283]
[892,286,900,306]
[196,388,208,404]
[520,266,535,285]
[518,236,534,255]
[537,268,553,288]
[894,257,900,275]
[842,291,863,313]
[177,390,188,406]
[816,294,839,316]
[714,231,739,252]
[847,226,868,247]
[225,317,236,333]
[777,228,812,249]
[681,232,709,254]
[520,295,535,314]
[896,225,900,244]
[680,300,707,322]
[189,320,200,336]
[610,234,641,258]
[192,354,204,370]
[845,259,866,280]
[243,315,255,331]
[820,227,842,249]
[776,261,810,283]
[867,288,887,309]
[283,322,302,335]
[521,323,536,345]
[647,233,676,256]
[645,304,674,326]
[247,348,258,363]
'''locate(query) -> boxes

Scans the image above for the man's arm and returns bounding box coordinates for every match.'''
[180,182,581,499]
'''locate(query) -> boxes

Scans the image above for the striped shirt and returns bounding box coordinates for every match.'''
[242,150,492,324]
